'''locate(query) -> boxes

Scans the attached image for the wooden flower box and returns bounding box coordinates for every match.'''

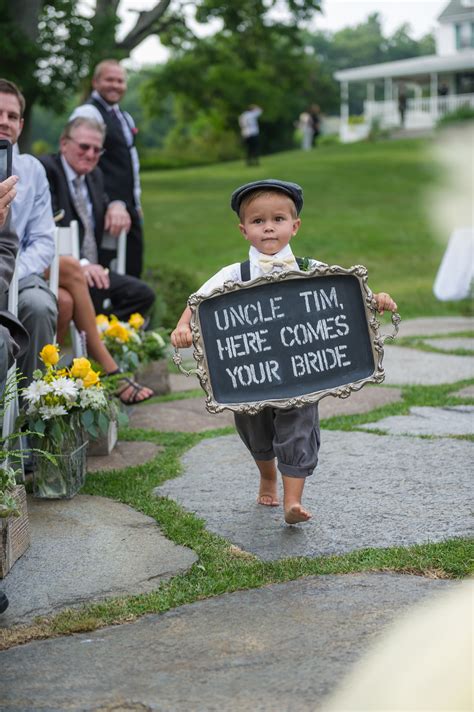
[0,485,30,578]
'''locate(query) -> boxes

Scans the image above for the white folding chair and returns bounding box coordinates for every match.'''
[100,229,127,275]
[51,221,87,357]
[99,229,127,311]
[2,260,25,479]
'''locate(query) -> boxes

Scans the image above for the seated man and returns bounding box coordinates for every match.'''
[40,117,155,323]
[0,79,58,386]
[0,178,29,387]
[0,189,29,618]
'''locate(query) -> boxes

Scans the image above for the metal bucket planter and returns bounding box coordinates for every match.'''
[0,485,30,578]
[33,441,88,499]
[135,359,170,395]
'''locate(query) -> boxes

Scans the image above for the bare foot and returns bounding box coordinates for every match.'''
[284,504,312,524]
[256,459,279,507]
[257,493,280,507]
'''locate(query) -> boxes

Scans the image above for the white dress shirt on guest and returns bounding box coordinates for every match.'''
[12,149,55,281]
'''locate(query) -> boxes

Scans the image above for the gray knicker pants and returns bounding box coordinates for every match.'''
[234,403,320,478]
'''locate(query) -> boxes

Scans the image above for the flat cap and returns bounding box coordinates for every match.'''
[231,179,304,216]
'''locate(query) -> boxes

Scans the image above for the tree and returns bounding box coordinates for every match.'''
[305,14,435,113]
[1,0,321,149]
[143,11,320,159]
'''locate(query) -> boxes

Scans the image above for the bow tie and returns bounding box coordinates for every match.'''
[258,255,296,273]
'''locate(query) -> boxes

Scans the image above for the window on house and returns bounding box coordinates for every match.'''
[455,22,473,49]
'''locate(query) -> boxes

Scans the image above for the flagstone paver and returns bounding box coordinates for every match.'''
[0,573,458,711]
[383,344,474,385]
[452,384,474,399]
[424,337,474,352]
[0,495,197,627]
[397,316,473,336]
[155,431,472,561]
[361,405,474,436]
[87,441,162,473]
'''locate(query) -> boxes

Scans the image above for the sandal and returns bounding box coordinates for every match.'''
[115,375,154,405]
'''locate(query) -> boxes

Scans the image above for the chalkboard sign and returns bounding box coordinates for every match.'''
[174,265,400,414]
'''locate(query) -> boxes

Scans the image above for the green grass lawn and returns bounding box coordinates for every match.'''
[141,138,472,320]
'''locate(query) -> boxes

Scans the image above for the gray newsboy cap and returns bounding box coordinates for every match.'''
[231,179,304,216]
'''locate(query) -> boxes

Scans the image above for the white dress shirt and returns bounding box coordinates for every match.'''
[197,245,323,297]
[11,148,55,281]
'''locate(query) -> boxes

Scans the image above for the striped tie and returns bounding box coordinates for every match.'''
[72,177,98,264]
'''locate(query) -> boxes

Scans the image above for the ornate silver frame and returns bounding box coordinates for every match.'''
[173,264,400,414]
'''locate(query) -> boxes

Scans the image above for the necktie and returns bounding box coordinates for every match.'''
[72,177,98,263]
[258,255,296,273]
[109,106,131,146]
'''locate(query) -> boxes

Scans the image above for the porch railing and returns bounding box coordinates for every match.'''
[364,93,474,128]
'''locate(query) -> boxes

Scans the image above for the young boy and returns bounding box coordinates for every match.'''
[171,179,397,524]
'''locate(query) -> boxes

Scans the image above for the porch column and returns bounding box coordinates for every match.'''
[384,77,393,125]
[430,72,439,120]
[365,81,375,123]
[341,81,349,124]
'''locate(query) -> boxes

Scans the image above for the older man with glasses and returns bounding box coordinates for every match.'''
[39,116,155,404]
[40,117,154,327]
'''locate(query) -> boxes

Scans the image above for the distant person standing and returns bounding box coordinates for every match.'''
[297,111,313,151]
[71,60,143,278]
[239,104,262,166]
[309,104,321,147]
[398,89,407,127]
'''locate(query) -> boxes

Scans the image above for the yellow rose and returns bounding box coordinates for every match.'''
[70,357,92,379]
[128,312,145,330]
[96,314,109,327]
[105,322,130,343]
[39,344,59,367]
[83,369,100,388]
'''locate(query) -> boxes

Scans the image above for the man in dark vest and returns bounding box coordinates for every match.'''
[71,60,144,278]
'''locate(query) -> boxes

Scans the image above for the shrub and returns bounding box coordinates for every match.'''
[348,115,366,125]
[318,133,340,147]
[144,265,200,331]
[437,105,474,128]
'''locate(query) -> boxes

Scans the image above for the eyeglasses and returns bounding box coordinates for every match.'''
[67,137,105,156]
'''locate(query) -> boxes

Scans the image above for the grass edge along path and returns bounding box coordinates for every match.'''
[1,377,473,651]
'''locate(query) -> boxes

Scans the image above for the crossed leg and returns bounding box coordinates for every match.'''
[52,256,152,402]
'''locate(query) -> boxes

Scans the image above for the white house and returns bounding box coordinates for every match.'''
[334,0,474,141]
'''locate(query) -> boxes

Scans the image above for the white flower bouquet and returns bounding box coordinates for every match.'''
[20,345,120,498]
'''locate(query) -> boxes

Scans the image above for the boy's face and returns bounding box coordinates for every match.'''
[239,192,301,255]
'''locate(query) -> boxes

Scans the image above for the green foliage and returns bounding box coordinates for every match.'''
[31,139,53,157]
[143,265,200,331]
[318,133,340,147]
[436,106,474,128]
[1,0,92,111]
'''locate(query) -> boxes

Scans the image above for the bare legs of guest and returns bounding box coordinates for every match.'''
[54,256,153,404]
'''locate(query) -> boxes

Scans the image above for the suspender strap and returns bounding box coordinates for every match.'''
[240,257,305,281]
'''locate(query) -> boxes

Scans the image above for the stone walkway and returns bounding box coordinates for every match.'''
[1,495,197,627]
[155,430,473,560]
[0,574,459,711]
[1,317,473,710]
